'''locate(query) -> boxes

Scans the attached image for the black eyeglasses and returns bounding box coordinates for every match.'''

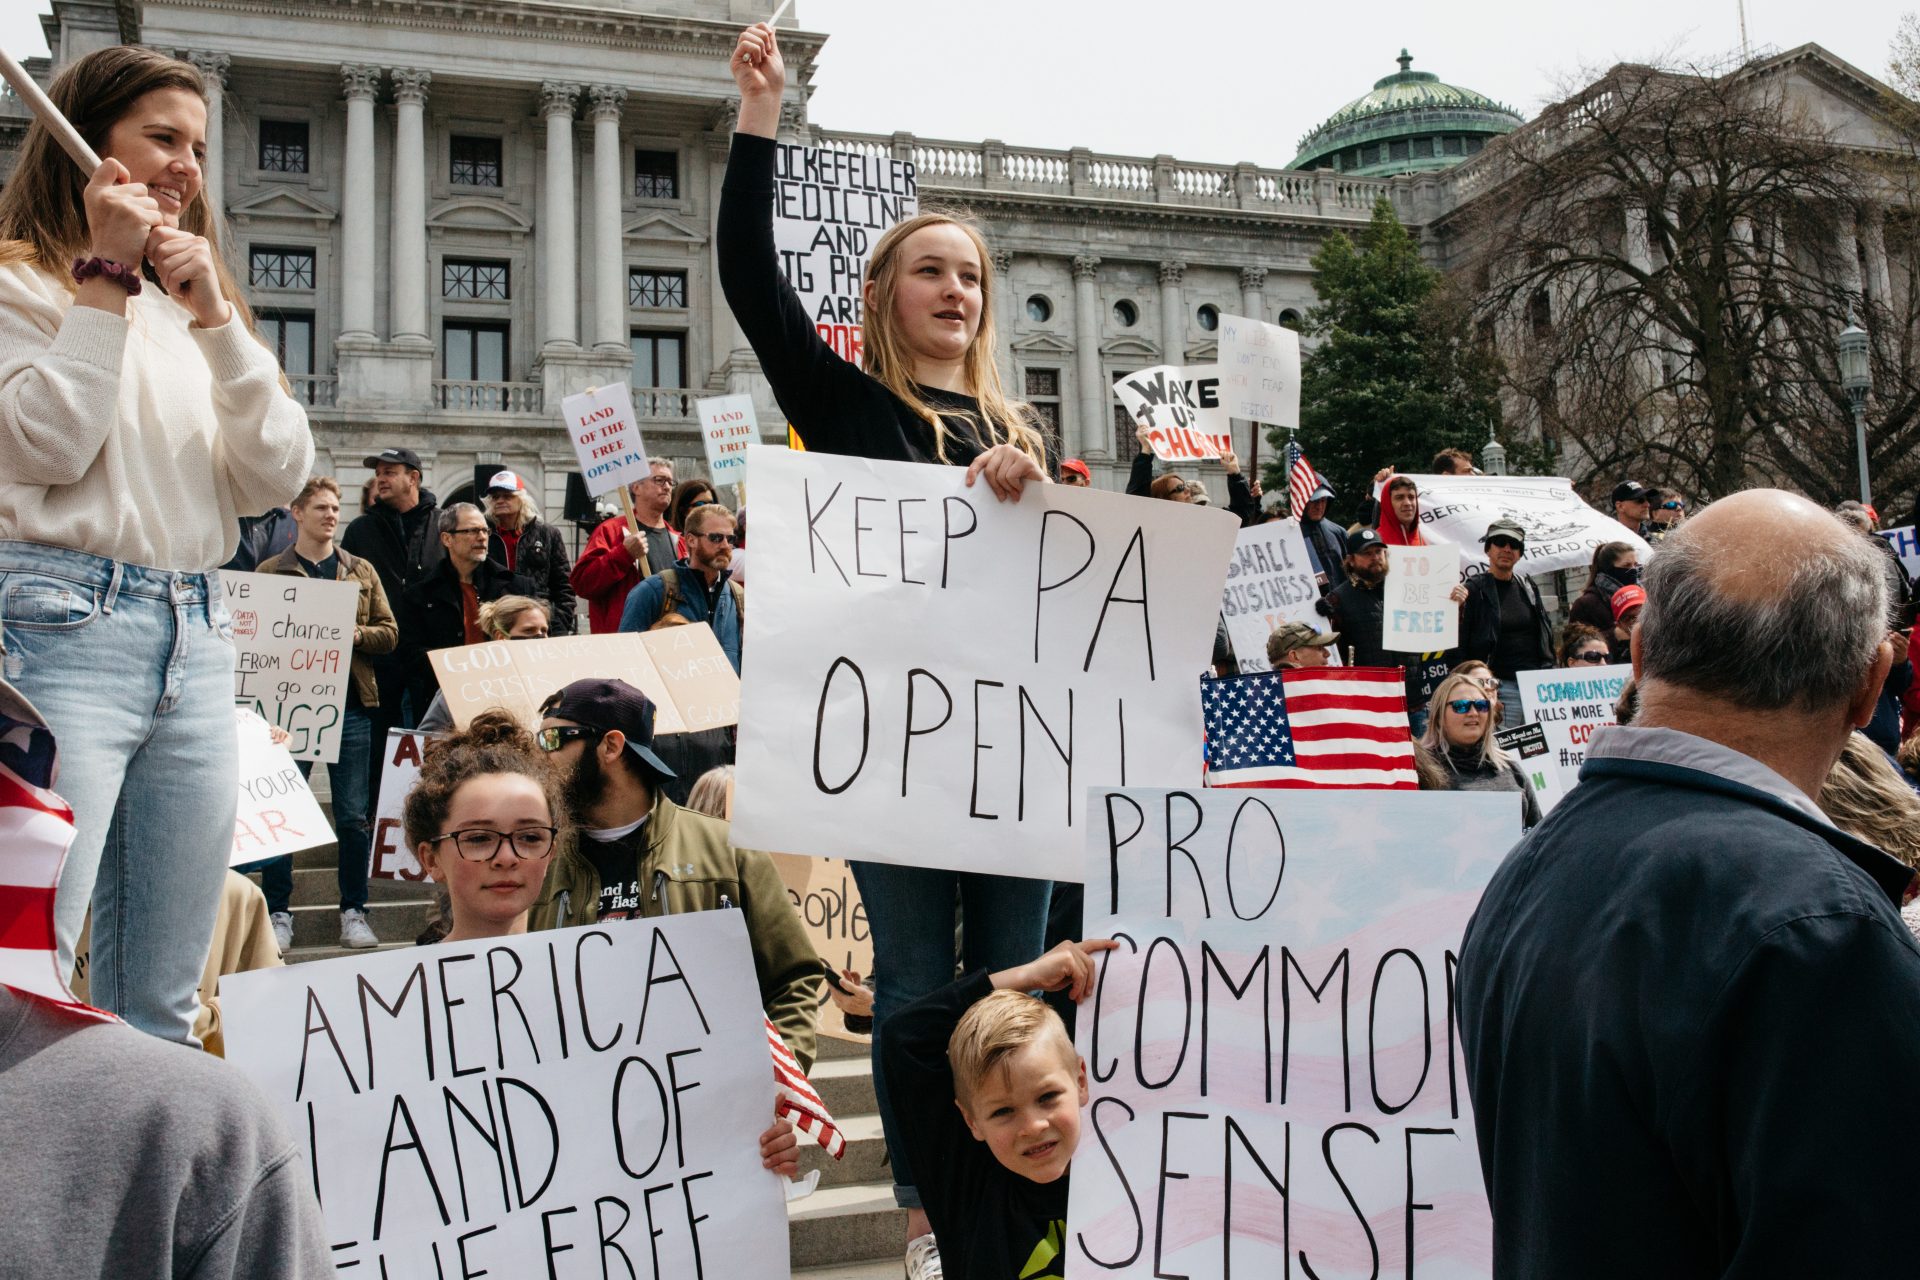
[535,726,599,753]
[695,531,733,546]
[428,827,559,862]
[1448,699,1492,714]
[1569,650,1610,664]
[1487,538,1523,551]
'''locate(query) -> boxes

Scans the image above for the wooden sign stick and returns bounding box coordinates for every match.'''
[0,46,99,173]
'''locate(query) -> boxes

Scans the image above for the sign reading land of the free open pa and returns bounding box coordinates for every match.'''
[563,383,650,495]
[1069,787,1512,1277]
[773,143,918,364]
[731,445,1240,882]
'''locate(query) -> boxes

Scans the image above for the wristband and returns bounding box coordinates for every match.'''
[72,256,143,296]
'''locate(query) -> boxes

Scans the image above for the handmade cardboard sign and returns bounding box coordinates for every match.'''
[1399,475,1651,576]
[1215,313,1300,428]
[221,570,360,762]
[370,729,431,881]
[697,393,756,486]
[562,383,650,495]
[772,143,919,364]
[231,708,333,867]
[1514,664,1631,812]
[1218,520,1333,673]
[770,853,873,1042]
[1069,787,1513,1277]
[1383,542,1462,651]
[222,912,791,1278]
[731,445,1239,881]
[427,627,739,734]
[1114,364,1232,461]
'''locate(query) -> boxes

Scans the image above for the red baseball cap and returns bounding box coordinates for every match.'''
[1611,584,1647,623]
[1060,459,1091,482]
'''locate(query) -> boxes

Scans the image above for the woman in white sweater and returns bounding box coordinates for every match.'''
[0,47,313,1043]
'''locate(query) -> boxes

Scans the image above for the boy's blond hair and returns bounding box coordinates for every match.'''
[947,989,1076,1112]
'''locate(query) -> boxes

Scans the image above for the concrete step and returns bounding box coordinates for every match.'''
[799,1111,889,1190]
[810,1054,878,1119]
[272,866,423,908]
[287,896,433,949]
[793,1259,902,1280]
[787,1182,905,1269]
[815,1031,871,1061]
[286,938,419,965]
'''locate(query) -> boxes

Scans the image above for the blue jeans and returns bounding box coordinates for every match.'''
[0,540,237,1045]
[256,706,374,914]
[849,861,1051,1210]
[1497,676,1525,729]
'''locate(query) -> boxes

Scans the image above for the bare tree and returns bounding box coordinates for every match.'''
[1447,55,1920,505]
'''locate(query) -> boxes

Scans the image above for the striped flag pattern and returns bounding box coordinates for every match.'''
[767,1017,846,1160]
[1286,438,1327,520]
[1202,667,1418,789]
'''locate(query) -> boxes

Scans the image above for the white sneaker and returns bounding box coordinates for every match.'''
[339,908,379,949]
[270,911,293,955]
[904,1233,943,1280]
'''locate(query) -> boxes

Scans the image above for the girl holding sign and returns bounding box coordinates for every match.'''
[723,23,1055,1269]
[0,47,313,1043]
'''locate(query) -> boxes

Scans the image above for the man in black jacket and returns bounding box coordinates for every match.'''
[483,470,577,634]
[1321,527,1458,735]
[396,503,534,715]
[1458,490,1920,1277]
[1453,518,1554,728]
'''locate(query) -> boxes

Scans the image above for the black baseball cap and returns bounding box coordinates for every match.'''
[1349,527,1386,552]
[364,447,423,472]
[539,678,676,778]
[1612,480,1649,505]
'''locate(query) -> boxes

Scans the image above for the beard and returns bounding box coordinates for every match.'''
[562,746,610,820]
[1349,561,1386,587]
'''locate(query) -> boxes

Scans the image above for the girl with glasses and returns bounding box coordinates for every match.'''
[1416,672,1542,827]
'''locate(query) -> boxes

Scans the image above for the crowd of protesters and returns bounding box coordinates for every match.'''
[1,32,1918,1280]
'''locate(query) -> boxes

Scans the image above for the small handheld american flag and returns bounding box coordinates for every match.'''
[1286,438,1328,520]
[1202,667,1417,789]
[767,1018,846,1160]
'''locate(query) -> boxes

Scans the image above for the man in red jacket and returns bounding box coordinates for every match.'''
[569,459,677,634]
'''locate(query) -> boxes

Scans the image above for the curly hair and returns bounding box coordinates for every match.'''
[1555,622,1608,666]
[401,710,567,854]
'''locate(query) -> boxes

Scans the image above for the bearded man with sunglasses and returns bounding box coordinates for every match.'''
[618,501,744,671]
[1455,519,1555,729]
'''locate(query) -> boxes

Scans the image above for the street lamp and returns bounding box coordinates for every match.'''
[1838,316,1871,504]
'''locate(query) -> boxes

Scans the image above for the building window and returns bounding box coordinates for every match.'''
[1113,299,1138,327]
[1361,144,1380,167]
[1412,137,1434,159]
[1026,294,1053,323]
[249,247,314,290]
[1342,148,1358,170]
[631,329,687,387]
[1111,370,1137,454]
[1196,304,1219,331]
[450,135,503,188]
[258,120,309,173]
[634,149,678,199]
[1278,308,1303,331]
[1442,136,1464,156]
[628,269,687,308]
[444,321,508,382]
[443,259,510,301]
[1389,140,1410,162]
[1528,288,1553,338]
[1025,367,1062,453]
[1465,136,1485,155]
[257,308,314,376]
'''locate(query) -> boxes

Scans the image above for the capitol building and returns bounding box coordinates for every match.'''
[1,0,1898,518]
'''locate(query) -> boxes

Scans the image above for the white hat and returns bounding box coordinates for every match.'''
[486,470,526,494]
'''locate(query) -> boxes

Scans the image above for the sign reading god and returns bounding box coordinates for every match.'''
[221,913,790,1279]
[427,627,740,734]
[232,708,333,866]
[1070,788,1512,1277]
[562,383,649,495]
[1215,313,1301,428]
[1515,664,1630,812]
[1383,543,1462,651]
[221,570,360,762]
[731,446,1240,881]
[1218,520,1331,674]
[1114,364,1233,461]
[1403,474,1651,575]
[696,393,756,486]
[772,143,919,364]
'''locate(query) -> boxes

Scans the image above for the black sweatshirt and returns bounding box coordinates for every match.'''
[719,132,1019,467]
[880,970,1071,1280]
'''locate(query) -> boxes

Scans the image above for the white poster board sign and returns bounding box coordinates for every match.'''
[562,383,650,496]
[371,728,430,881]
[1383,542,1462,651]
[222,913,790,1278]
[772,142,919,364]
[1071,787,1512,1277]
[1215,313,1300,428]
[1113,364,1232,461]
[221,570,360,763]
[1219,520,1334,673]
[1877,524,1920,581]
[732,445,1240,881]
[232,708,333,867]
[1405,475,1651,575]
[1515,664,1631,812]
[697,393,756,486]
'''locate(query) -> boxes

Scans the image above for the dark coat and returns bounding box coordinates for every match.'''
[1453,569,1554,674]
[487,515,577,634]
[395,558,535,712]
[1459,752,1920,1277]
[341,491,445,705]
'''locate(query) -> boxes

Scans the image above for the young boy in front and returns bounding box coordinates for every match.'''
[880,938,1117,1280]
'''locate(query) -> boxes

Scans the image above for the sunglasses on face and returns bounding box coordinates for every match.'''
[535,726,599,753]
[1661,500,1685,510]
[1448,699,1492,715]
[1570,650,1610,664]
[695,531,733,546]
[1487,538,1523,551]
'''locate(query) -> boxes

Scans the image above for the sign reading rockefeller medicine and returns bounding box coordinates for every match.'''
[731,446,1240,882]
[772,143,919,364]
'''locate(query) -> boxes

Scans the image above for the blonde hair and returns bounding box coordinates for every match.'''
[684,765,735,821]
[1420,671,1509,771]
[291,475,342,509]
[476,594,546,640]
[947,989,1075,1111]
[862,210,1046,466]
[683,501,735,536]
[1818,733,1920,869]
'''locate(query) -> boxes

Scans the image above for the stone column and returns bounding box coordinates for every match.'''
[992,248,1017,399]
[706,104,747,394]
[1862,205,1893,306]
[1836,208,1865,305]
[1238,266,1267,328]
[539,82,581,349]
[1072,254,1102,458]
[1158,260,1186,366]
[589,86,629,352]
[338,65,381,342]
[186,52,229,220]
[389,68,431,346]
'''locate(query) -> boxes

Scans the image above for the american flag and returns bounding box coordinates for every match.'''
[768,1017,846,1160]
[1202,667,1417,789]
[1286,438,1327,520]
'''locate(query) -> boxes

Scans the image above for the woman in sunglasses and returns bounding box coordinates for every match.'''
[1416,672,1542,827]
[1556,622,1614,668]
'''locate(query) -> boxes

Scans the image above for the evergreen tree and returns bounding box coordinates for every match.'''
[1266,197,1500,518]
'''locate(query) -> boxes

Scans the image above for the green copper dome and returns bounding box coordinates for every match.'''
[1289,50,1524,176]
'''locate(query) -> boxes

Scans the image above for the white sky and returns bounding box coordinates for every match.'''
[3,0,1913,166]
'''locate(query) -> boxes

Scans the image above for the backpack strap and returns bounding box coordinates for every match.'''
[658,567,681,621]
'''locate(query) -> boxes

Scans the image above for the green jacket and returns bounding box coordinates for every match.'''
[530,793,824,1071]
[257,544,397,708]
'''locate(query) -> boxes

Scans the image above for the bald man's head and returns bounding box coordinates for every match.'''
[1639,489,1892,713]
